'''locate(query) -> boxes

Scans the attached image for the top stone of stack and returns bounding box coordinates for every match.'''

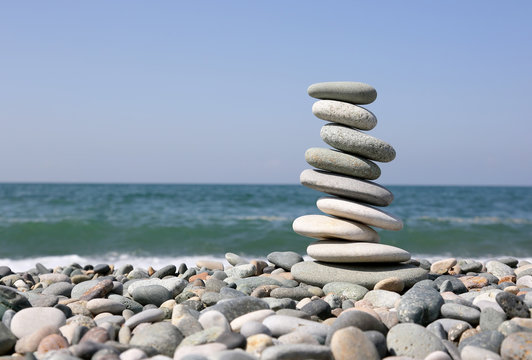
[307,81,377,105]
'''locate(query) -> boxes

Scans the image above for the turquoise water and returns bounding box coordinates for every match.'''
[1,183,531,268]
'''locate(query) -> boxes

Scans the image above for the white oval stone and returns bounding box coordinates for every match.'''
[10,307,66,338]
[317,196,403,231]
[292,215,379,242]
[300,169,393,206]
[307,240,410,263]
[312,100,377,130]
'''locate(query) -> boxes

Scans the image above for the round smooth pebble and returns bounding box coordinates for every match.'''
[312,100,377,130]
[293,215,379,242]
[305,147,381,180]
[308,81,377,105]
[386,323,447,358]
[129,322,183,358]
[317,196,403,230]
[230,309,275,332]
[10,307,66,338]
[321,123,396,162]
[330,326,379,360]
[374,277,405,292]
[500,331,532,359]
[322,282,368,301]
[430,258,458,275]
[307,241,410,263]
[300,169,393,206]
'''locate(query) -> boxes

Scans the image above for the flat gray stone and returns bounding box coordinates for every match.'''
[397,286,444,325]
[266,251,303,271]
[130,322,183,357]
[307,240,410,263]
[41,282,74,297]
[201,296,269,322]
[308,81,377,105]
[300,169,393,206]
[293,215,379,242]
[486,261,515,279]
[321,123,396,162]
[291,261,428,289]
[312,100,377,130]
[131,285,171,306]
[317,196,402,230]
[124,308,165,329]
[387,323,446,358]
[306,147,381,180]
[440,303,480,326]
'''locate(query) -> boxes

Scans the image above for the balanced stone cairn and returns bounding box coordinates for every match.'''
[291,81,428,289]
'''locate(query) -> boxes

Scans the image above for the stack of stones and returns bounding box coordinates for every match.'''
[291,81,428,289]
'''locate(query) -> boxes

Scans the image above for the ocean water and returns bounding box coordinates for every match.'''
[1,183,531,271]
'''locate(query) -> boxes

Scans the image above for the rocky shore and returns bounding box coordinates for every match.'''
[0,253,531,360]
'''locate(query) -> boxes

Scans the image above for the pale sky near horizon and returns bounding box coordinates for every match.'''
[1,1,531,186]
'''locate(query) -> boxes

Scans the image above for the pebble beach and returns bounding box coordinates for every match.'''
[0,253,532,360]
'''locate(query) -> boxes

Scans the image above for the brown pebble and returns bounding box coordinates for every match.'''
[79,326,110,343]
[374,277,405,293]
[499,275,517,284]
[374,307,398,329]
[250,285,279,298]
[15,325,60,353]
[79,279,113,301]
[459,328,479,343]
[430,258,457,275]
[71,275,92,284]
[331,326,380,360]
[448,265,462,275]
[250,260,268,275]
[276,272,295,281]
[504,286,520,295]
[37,334,68,353]
[460,276,489,290]
[331,308,343,317]
[189,272,209,282]
[147,267,155,276]
[246,334,273,357]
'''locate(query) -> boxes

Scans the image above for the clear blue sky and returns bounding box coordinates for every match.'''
[1,1,531,185]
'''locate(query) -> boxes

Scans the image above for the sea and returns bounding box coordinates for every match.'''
[1,183,531,272]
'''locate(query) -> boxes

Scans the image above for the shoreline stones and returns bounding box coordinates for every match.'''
[0,256,530,359]
[293,81,421,285]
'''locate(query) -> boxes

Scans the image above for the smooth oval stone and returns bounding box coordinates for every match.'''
[500,331,532,360]
[440,303,481,326]
[300,169,393,206]
[129,322,183,357]
[387,323,446,358]
[230,309,275,332]
[293,215,379,242]
[86,299,126,315]
[331,326,380,360]
[10,307,66,338]
[306,148,381,180]
[397,286,444,326]
[291,261,428,289]
[307,240,410,263]
[131,285,171,307]
[321,123,396,162]
[123,308,165,329]
[317,196,402,230]
[308,81,377,105]
[312,100,377,130]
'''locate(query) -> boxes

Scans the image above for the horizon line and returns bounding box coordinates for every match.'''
[0,181,531,188]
